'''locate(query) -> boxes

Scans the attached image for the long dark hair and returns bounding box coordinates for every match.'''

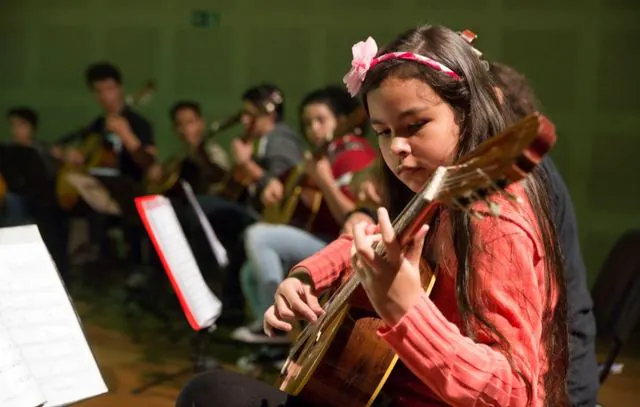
[359,25,568,406]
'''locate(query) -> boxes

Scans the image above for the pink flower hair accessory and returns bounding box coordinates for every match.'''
[342,36,461,97]
[342,36,379,97]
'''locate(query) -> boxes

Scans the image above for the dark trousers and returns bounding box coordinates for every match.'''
[182,195,259,315]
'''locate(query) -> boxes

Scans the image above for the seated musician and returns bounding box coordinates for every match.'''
[340,62,598,407]
[61,62,156,265]
[489,61,598,407]
[78,61,156,181]
[176,25,569,407]
[231,86,376,346]
[198,83,304,321]
[2,107,47,225]
[146,100,230,196]
[1,107,69,280]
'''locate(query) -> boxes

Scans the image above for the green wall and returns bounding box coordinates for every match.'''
[1,0,638,283]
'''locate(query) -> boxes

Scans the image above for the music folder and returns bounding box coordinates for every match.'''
[135,194,223,330]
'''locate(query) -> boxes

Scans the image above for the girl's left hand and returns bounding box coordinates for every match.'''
[351,207,429,326]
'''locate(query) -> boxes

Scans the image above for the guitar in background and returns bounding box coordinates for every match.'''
[55,80,156,210]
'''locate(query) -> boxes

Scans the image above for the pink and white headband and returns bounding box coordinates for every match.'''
[342,36,461,97]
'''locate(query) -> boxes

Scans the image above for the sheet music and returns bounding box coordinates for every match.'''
[0,321,45,407]
[65,172,122,215]
[0,225,108,407]
[138,196,222,330]
[180,180,229,267]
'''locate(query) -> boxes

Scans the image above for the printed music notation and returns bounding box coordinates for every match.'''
[0,324,45,407]
[136,195,222,330]
[0,225,107,407]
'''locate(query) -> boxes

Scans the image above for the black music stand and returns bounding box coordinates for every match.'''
[91,171,144,222]
[130,187,226,395]
[130,323,220,395]
[0,144,57,209]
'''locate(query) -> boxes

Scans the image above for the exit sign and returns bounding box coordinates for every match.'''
[191,10,220,28]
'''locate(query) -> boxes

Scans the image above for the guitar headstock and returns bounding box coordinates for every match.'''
[256,89,284,115]
[426,113,556,217]
[126,79,156,107]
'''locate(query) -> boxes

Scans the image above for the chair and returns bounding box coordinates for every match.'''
[591,229,640,384]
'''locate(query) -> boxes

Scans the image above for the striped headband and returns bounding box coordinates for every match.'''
[342,36,460,97]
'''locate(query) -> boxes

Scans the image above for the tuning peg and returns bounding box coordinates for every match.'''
[487,200,501,216]
[469,210,484,220]
[502,190,523,204]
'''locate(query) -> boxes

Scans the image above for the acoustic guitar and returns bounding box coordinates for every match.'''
[276,112,557,407]
[261,105,368,230]
[144,109,242,196]
[56,80,156,210]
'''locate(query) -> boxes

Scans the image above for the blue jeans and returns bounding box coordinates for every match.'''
[194,195,261,312]
[241,223,328,320]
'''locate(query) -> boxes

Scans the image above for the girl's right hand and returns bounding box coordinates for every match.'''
[263,275,325,337]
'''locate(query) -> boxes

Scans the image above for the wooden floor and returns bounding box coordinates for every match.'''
[73,321,640,407]
[597,351,640,406]
[76,324,182,407]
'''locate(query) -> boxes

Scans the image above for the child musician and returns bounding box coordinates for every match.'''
[176,24,569,407]
[232,85,375,346]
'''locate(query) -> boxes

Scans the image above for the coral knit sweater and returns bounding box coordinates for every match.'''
[291,184,556,406]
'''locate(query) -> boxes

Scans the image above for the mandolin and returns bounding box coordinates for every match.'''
[56,80,156,210]
[261,105,368,231]
[277,112,557,407]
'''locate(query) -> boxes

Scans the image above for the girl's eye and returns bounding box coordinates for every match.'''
[408,121,427,134]
[375,129,391,138]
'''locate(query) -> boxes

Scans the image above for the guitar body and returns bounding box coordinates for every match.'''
[215,166,253,202]
[56,134,118,210]
[278,262,436,407]
[262,165,325,231]
[144,155,184,195]
[278,296,396,407]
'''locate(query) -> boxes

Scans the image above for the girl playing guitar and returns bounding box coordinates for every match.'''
[176,24,568,407]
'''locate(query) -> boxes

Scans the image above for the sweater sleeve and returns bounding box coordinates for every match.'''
[257,133,303,189]
[289,234,353,293]
[379,210,549,406]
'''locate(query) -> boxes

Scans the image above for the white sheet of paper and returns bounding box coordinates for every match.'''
[180,180,228,267]
[0,321,46,407]
[65,172,121,215]
[139,196,222,329]
[0,225,108,407]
